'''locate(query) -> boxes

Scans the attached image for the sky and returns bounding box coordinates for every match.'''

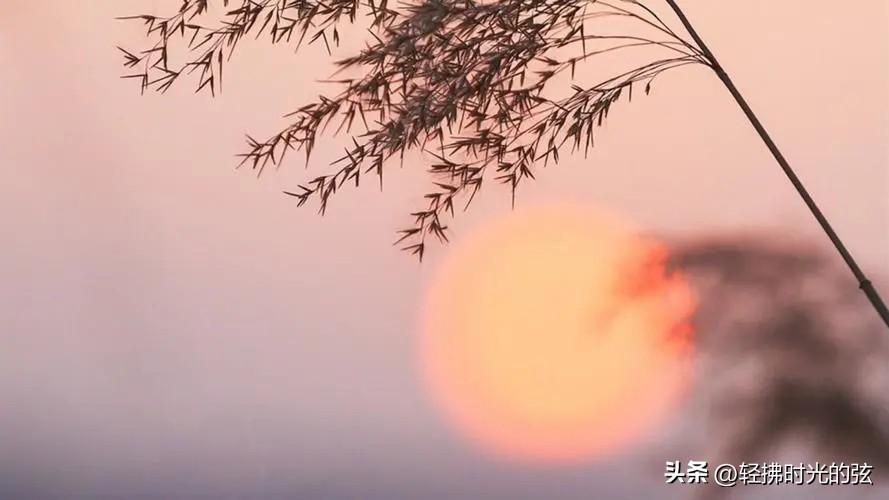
[1,1,888,499]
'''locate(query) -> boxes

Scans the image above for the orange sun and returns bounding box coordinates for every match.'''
[420,204,695,462]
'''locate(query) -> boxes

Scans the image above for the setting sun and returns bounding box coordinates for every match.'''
[421,205,696,462]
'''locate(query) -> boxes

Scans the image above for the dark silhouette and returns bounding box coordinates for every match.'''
[675,237,889,462]
[118,0,888,327]
[674,237,889,499]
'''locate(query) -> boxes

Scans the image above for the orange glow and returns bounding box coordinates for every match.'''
[420,205,695,462]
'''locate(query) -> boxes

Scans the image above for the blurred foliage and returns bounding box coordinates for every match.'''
[674,236,889,481]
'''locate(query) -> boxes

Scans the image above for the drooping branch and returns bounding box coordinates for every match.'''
[120,0,887,327]
[119,0,709,259]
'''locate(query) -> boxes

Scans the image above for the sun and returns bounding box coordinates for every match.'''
[420,204,695,462]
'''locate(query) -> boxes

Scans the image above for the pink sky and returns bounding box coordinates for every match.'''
[1,1,887,498]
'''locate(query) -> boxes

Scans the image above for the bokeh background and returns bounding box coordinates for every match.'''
[2,1,888,498]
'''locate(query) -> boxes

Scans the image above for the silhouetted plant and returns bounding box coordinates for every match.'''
[118,0,888,327]
[673,237,889,499]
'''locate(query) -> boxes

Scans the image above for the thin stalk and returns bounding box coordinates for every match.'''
[664,0,889,329]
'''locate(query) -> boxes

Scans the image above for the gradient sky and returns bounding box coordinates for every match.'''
[1,1,888,498]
